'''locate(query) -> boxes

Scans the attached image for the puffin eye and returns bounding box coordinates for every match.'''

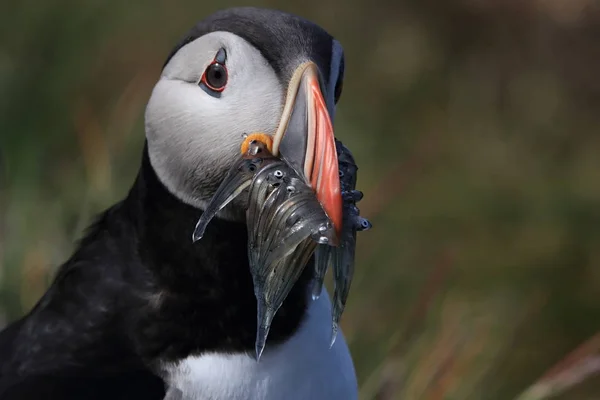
[201,62,228,92]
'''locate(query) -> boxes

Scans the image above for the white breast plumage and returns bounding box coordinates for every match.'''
[162,289,358,400]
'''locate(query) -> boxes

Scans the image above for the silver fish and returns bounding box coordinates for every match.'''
[247,166,334,360]
[192,136,370,359]
[313,140,372,346]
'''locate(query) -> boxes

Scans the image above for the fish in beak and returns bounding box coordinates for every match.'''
[192,136,335,360]
[191,62,371,361]
[312,141,372,347]
[246,161,335,360]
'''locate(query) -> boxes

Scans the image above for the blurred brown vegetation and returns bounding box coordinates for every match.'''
[1,0,600,399]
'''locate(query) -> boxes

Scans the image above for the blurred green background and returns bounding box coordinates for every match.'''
[1,0,600,399]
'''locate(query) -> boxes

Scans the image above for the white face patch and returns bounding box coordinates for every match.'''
[145,32,284,217]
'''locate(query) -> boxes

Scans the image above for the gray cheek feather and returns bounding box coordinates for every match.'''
[146,80,243,219]
[145,33,284,220]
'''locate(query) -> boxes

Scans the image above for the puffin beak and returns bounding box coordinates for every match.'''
[272,62,343,241]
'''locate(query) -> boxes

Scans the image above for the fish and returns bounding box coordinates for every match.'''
[192,138,277,241]
[247,164,335,360]
[192,133,371,359]
[312,140,372,346]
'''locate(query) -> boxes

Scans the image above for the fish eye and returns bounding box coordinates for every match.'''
[359,218,371,230]
[201,62,228,92]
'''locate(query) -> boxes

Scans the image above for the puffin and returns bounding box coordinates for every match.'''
[0,7,357,400]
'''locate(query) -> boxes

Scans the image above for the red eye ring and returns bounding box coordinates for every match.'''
[200,61,228,92]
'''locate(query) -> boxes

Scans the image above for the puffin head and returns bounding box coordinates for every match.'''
[145,7,345,226]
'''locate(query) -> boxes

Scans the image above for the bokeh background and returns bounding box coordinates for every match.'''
[1,0,600,399]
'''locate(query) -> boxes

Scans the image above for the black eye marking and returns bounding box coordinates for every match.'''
[215,48,227,64]
[199,48,228,95]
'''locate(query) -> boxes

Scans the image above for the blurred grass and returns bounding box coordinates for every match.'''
[1,0,600,398]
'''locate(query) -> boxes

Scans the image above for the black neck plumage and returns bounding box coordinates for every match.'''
[122,144,312,363]
[1,144,313,387]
